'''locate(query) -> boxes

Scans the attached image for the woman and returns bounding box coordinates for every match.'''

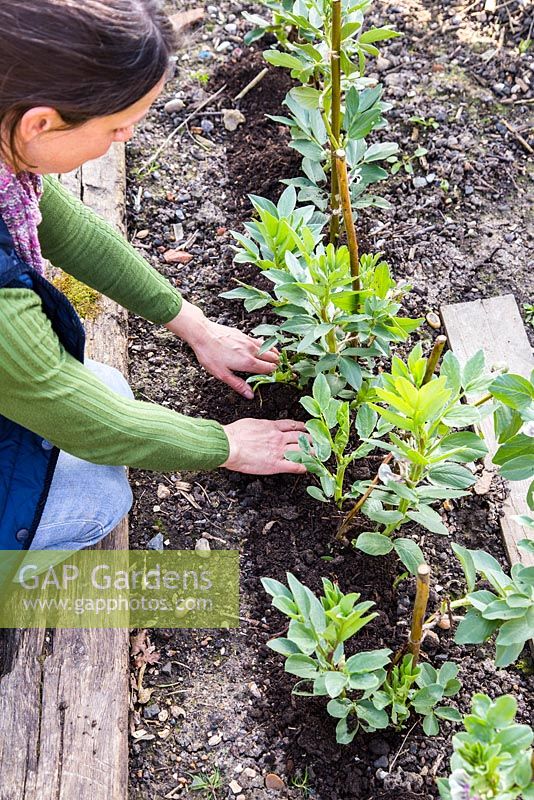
[0,0,307,551]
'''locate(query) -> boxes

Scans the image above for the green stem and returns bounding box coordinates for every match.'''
[329,0,342,244]
[474,392,492,407]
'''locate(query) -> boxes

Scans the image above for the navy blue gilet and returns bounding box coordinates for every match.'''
[0,215,85,550]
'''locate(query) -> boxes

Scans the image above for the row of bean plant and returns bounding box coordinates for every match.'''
[221,1,534,795]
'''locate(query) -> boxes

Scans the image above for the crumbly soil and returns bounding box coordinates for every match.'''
[125,1,534,798]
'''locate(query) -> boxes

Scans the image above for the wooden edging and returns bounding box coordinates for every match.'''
[441,294,534,569]
[0,144,129,800]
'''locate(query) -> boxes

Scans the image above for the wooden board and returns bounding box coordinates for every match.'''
[441,294,534,569]
[0,144,129,800]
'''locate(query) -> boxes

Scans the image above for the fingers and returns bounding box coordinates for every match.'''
[256,349,279,364]
[222,372,254,401]
[249,359,277,376]
[275,419,307,433]
[277,459,307,475]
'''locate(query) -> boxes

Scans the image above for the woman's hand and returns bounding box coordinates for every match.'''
[165,301,279,400]
[221,418,309,474]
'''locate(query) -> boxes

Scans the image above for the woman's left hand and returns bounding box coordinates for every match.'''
[165,301,279,399]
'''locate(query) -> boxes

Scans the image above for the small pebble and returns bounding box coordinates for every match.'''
[229,780,242,794]
[164,97,185,114]
[195,537,211,554]
[426,311,441,329]
[412,176,427,189]
[147,533,164,551]
[265,773,286,791]
[201,118,215,134]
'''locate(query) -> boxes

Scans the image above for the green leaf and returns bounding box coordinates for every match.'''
[369,403,416,433]
[307,485,329,503]
[355,404,377,439]
[407,505,449,535]
[440,351,462,395]
[452,543,476,592]
[441,404,481,427]
[285,654,319,679]
[486,694,517,727]
[346,648,391,673]
[261,577,293,600]
[496,611,534,646]
[363,142,399,162]
[490,373,534,410]
[359,27,401,43]
[267,637,301,656]
[312,373,331,409]
[306,419,332,461]
[454,608,500,644]
[325,671,348,698]
[288,622,317,654]
[394,538,425,574]
[327,698,351,719]
[354,532,394,556]
[354,700,389,730]
[434,706,462,722]
[422,712,439,736]
[428,463,476,490]
[339,357,362,391]
[263,51,304,70]
[289,85,322,110]
[462,350,485,390]
[499,455,534,481]
[436,431,488,463]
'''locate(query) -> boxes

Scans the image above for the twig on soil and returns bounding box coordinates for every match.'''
[336,452,394,540]
[141,84,227,170]
[388,720,420,772]
[499,118,534,155]
[233,67,269,102]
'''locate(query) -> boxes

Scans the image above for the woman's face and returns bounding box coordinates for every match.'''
[11,77,165,174]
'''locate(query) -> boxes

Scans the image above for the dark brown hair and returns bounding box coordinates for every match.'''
[0,0,176,167]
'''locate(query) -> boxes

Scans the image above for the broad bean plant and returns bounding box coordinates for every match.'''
[450,543,534,668]
[223,0,411,393]
[437,694,534,800]
[262,572,461,744]
[287,345,500,573]
[222,188,420,392]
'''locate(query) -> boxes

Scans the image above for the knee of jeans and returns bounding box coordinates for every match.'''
[85,359,134,400]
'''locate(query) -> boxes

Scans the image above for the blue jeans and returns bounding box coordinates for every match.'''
[28,359,134,551]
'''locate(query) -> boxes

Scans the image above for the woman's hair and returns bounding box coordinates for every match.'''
[0,0,176,167]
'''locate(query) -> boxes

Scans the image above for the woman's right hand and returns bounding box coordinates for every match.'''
[221,418,309,475]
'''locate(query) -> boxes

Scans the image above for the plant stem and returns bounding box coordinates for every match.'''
[408,564,431,666]
[335,149,360,295]
[337,452,393,540]
[422,335,447,385]
[329,0,342,244]
[474,392,492,406]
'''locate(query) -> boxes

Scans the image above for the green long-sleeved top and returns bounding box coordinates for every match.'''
[0,175,230,470]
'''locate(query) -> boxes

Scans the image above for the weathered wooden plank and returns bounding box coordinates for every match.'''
[441,294,534,569]
[0,143,129,800]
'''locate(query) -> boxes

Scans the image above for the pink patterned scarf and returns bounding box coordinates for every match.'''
[0,159,45,275]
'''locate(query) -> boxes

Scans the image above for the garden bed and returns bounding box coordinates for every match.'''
[126,1,533,798]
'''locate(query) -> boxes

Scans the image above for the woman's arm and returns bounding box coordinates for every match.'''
[0,289,308,474]
[0,288,229,471]
[38,175,183,325]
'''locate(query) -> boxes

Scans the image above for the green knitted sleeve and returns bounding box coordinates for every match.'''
[0,289,229,471]
[37,174,183,325]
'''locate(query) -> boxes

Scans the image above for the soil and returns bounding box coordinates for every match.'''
[125,1,534,798]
